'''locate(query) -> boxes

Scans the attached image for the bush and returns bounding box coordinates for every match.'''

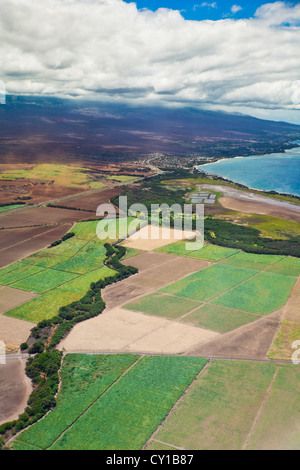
[28,341,45,355]
[20,342,28,351]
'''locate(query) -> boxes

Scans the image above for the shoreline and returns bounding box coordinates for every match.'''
[195,143,300,200]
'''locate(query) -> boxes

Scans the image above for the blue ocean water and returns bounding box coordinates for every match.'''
[197,143,300,197]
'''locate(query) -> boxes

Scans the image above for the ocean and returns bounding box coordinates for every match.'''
[197,143,300,197]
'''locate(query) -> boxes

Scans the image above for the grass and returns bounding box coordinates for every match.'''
[246,365,300,450]
[124,293,202,319]
[159,264,256,302]
[13,354,140,450]
[212,272,296,315]
[11,269,79,294]
[276,257,300,268]
[5,266,116,322]
[48,355,207,450]
[182,304,259,333]
[269,321,300,361]
[147,360,277,450]
[0,203,25,213]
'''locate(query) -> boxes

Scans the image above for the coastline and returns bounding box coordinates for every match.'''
[195,143,300,200]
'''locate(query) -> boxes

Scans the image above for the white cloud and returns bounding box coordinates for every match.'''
[231,5,242,14]
[0,0,300,120]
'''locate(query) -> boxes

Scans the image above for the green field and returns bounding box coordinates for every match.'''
[146,360,277,450]
[13,354,140,450]
[246,365,300,450]
[5,266,116,322]
[13,354,207,450]
[225,251,285,264]
[0,204,25,213]
[212,272,296,315]
[0,264,44,285]
[124,293,202,319]
[53,244,107,274]
[11,269,79,294]
[2,219,136,322]
[276,256,300,268]
[182,304,259,333]
[156,241,238,261]
[159,264,256,302]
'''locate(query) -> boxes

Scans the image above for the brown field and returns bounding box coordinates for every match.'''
[0,358,32,425]
[0,224,72,268]
[188,309,282,360]
[53,187,122,212]
[103,252,210,309]
[220,197,300,223]
[59,307,220,354]
[0,314,34,348]
[0,206,95,229]
[0,286,38,314]
[0,179,84,205]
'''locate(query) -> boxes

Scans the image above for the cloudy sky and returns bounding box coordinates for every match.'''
[1,0,300,123]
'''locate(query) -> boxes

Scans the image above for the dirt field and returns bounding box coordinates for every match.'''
[188,309,282,360]
[0,224,72,268]
[121,225,196,251]
[0,357,32,425]
[53,188,122,212]
[0,286,38,314]
[0,179,84,205]
[59,307,220,354]
[0,206,95,229]
[0,314,34,348]
[103,252,210,309]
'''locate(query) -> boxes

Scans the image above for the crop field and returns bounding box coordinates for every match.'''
[53,244,107,274]
[0,224,73,269]
[146,360,278,450]
[1,218,138,322]
[156,241,239,261]
[159,264,256,302]
[181,304,258,333]
[11,269,79,294]
[245,365,300,450]
[124,293,202,319]
[212,272,297,315]
[0,264,44,285]
[5,266,115,323]
[13,354,207,450]
[13,354,140,450]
